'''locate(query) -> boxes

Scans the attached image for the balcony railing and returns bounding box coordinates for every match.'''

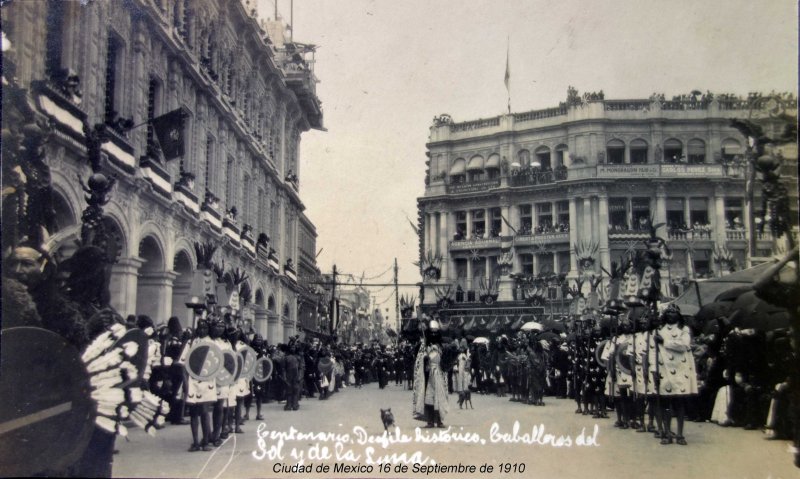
[446,178,500,194]
[667,229,714,241]
[449,237,501,250]
[509,167,568,187]
[603,100,651,111]
[608,230,650,241]
[725,229,747,241]
[513,105,567,122]
[450,116,501,133]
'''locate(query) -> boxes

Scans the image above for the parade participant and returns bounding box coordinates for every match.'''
[605,318,635,428]
[419,321,448,428]
[230,327,250,431]
[454,345,471,408]
[136,315,162,392]
[527,338,547,406]
[283,341,302,410]
[655,304,698,445]
[632,312,658,433]
[249,334,268,420]
[161,316,188,425]
[179,319,216,451]
[210,319,231,445]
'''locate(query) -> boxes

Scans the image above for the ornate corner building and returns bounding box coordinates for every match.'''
[417,90,797,321]
[2,0,322,342]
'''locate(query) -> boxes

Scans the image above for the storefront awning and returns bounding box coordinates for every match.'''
[466,155,484,171]
[450,159,466,175]
[485,154,500,169]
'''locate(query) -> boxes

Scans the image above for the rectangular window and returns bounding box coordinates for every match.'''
[490,208,502,237]
[104,34,122,124]
[521,254,533,276]
[609,197,628,230]
[455,211,467,240]
[666,197,685,229]
[519,205,532,234]
[556,201,569,227]
[689,197,709,226]
[630,147,647,164]
[471,210,485,238]
[632,197,651,230]
[536,203,552,230]
[724,198,744,228]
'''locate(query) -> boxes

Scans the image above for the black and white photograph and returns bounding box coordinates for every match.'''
[0,0,798,477]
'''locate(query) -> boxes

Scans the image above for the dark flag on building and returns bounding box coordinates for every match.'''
[152,107,187,161]
[329,299,339,334]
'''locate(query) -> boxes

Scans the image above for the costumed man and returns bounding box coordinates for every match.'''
[655,304,698,445]
[179,319,217,451]
[632,311,659,434]
[249,334,269,420]
[161,316,188,425]
[210,319,231,445]
[412,338,427,420]
[283,340,302,410]
[604,316,635,428]
[231,328,251,432]
[454,345,471,408]
[421,321,449,428]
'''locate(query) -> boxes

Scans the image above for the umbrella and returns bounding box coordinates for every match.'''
[541,319,567,333]
[520,321,543,331]
[473,337,489,344]
[728,290,790,331]
[536,331,560,342]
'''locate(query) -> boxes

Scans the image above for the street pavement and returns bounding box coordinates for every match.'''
[114,382,797,478]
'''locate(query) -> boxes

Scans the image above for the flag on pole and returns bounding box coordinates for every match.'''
[151,107,187,161]
[500,213,517,235]
[504,37,511,113]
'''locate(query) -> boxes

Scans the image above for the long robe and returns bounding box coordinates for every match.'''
[423,344,449,421]
[412,340,427,418]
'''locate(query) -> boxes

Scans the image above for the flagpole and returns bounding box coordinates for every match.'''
[504,36,511,115]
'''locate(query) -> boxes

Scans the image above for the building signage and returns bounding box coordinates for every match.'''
[447,179,501,194]
[442,306,545,317]
[661,164,724,177]
[597,164,659,178]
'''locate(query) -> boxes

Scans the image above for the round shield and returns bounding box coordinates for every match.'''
[215,350,238,387]
[615,343,633,376]
[237,345,257,380]
[253,357,273,383]
[594,339,609,368]
[185,341,224,381]
[318,357,334,375]
[0,327,95,476]
[233,352,245,382]
[110,328,149,389]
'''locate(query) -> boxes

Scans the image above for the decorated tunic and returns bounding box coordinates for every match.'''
[656,324,698,396]
[179,337,218,404]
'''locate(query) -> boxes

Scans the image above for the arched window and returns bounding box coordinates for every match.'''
[485,153,501,179]
[663,138,683,163]
[534,146,551,170]
[466,155,484,182]
[630,139,648,164]
[606,139,625,164]
[721,138,743,162]
[449,158,466,184]
[687,139,706,164]
[516,149,530,168]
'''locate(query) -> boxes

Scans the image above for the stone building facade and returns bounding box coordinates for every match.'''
[2,0,323,342]
[418,90,796,316]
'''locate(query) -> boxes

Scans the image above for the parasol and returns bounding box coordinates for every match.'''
[520,321,543,331]
[472,337,490,344]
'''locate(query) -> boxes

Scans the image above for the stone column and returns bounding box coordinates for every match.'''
[110,257,144,317]
[500,205,510,236]
[624,144,631,164]
[714,186,726,246]
[684,197,692,228]
[267,312,280,345]
[655,184,667,237]
[598,193,611,273]
[466,259,473,291]
[532,254,540,276]
[136,271,178,323]
[510,204,521,232]
[466,210,473,238]
[447,212,456,281]
[439,211,448,270]
[485,256,492,278]
[583,197,592,239]
[484,208,491,238]
[254,306,269,338]
[568,197,578,276]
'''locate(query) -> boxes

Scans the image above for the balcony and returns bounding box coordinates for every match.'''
[608,229,651,241]
[509,167,568,187]
[446,178,500,194]
[725,229,747,241]
[449,237,502,251]
[667,228,714,241]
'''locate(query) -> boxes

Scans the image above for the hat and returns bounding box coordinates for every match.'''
[428,320,441,331]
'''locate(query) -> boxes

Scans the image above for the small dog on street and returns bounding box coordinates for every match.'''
[380,408,395,431]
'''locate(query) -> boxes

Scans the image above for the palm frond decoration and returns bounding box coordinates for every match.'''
[573,239,599,271]
[194,241,217,269]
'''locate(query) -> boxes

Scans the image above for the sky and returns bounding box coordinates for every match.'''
[257,0,797,320]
